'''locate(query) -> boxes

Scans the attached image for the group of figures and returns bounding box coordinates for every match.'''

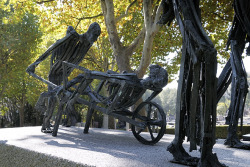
[26,0,249,167]
[158,0,250,166]
[27,22,169,145]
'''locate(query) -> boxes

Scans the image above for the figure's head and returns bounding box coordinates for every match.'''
[86,22,101,44]
[66,26,76,35]
[149,64,161,78]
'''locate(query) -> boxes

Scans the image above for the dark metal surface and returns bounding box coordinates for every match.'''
[159,0,250,166]
[26,23,101,133]
[217,0,250,150]
[27,31,168,144]
[51,62,168,144]
[160,0,224,166]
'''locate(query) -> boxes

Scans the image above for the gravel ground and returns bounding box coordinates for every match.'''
[0,126,250,167]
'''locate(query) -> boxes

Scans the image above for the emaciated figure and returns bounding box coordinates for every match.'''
[159,0,225,166]
[26,22,101,133]
[51,63,168,139]
[217,0,250,149]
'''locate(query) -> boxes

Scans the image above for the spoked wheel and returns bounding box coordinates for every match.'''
[131,101,166,145]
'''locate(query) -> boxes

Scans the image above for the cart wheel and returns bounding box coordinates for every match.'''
[132,101,166,145]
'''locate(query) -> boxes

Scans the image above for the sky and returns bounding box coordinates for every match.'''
[244,56,250,73]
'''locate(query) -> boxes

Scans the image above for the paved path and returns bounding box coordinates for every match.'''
[0,126,250,167]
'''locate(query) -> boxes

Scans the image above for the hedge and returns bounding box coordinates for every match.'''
[165,125,250,139]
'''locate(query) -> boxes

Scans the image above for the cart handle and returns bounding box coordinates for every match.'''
[62,61,139,81]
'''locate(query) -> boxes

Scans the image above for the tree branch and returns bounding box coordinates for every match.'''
[212,12,231,22]
[143,0,153,30]
[127,26,146,54]
[136,0,162,78]
[115,0,137,23]
[74,13,103,29]
[36,0,55,4]
[101,0,121,52]
[152,0,163,32]
[73,13,103,21]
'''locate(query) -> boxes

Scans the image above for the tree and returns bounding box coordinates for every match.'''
[0,1,42,126]
[217,102,229,116]
[1,0,238,128]
[17,0,235,80]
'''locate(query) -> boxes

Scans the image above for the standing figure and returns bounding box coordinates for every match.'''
[26,22,101,133]
[217,0,249,149]
[159,0,224,166]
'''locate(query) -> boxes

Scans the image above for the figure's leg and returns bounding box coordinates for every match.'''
[52,101,65,137]
[52,88,79,136]
[64,104,78,127]
[217,59,232,104]
[168,0,225,166]
[84,104,95,134]
[41,74,61,133]
[35,92,49,113]
[68,109,78,126]
[198,48,224,167]
[224,40,249,149]
[167,48,199,166]
[41,94,57,133]
[167,0,201,163]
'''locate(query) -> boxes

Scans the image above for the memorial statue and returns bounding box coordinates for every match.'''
[159,0,224,166]
[50,62,168,144]
[217,0,250,149]
[26,22,101,133]
[159,0,250,166]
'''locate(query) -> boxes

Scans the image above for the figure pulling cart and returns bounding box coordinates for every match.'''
[26,23,169,145]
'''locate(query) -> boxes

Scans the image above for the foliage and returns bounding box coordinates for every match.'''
[201,0,233,63]
[217,102,229,116]
[8,0,236,77]
[1,0,248,128]
[143,87,177,117]
[0,0,43,126]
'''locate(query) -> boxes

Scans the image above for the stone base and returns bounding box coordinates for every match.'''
[1,126,250,167]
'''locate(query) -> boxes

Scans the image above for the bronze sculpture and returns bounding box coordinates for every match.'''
[26,22,101,133]
[217,0,249,149]
[51,62,168,144]
[26,19,169,144]
[159,0,224,166]
[25,0,249,165]
[159,0,249,166]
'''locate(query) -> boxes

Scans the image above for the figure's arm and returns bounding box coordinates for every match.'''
[65,74,85,89]
[157,0,175,25]
[53,73,85,96]
[26,27,79,88]
[26,26,79,75]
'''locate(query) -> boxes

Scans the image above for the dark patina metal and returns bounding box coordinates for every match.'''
[51,62,168,145]
[159,0,249,166]
[26,22,101,133]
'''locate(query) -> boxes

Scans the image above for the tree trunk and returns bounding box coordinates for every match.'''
[101,0,162,78]
[108,115,115,129]
[19,80,27,127]
[101,0,146,73]
[137,0,162,78]
[19,103,24,127]
[100,0,163,130]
